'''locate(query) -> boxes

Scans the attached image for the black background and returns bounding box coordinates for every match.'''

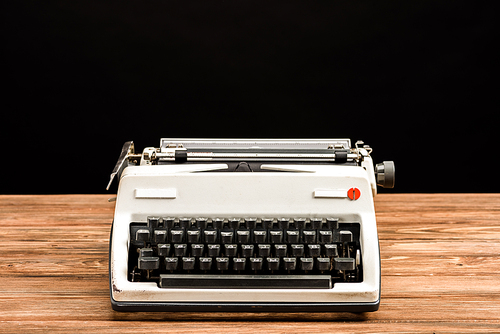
[3,1,498,194]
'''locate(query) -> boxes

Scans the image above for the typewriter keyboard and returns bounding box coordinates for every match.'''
[128,217,362,289]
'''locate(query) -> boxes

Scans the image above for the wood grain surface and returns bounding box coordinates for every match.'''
[0,194,499,333]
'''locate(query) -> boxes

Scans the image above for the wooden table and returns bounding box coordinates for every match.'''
[1,194,499,333]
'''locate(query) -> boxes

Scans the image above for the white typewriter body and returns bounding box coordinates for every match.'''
[108,139,394,312]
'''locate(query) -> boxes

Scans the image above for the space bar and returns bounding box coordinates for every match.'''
[159,274,332,289]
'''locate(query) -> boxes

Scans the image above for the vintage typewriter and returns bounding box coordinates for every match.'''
[107,138,394,312]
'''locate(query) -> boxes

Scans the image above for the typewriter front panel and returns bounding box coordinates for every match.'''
[110,165,380,309]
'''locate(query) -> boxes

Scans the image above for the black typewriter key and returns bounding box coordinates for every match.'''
[261,218,274,230]
[154,229,167,243]
[228,218,240,230]
[339,230,353,243]
[258,244,271,257]
[236,230,250,244]
[266,257,280,271]
[212,218,224,229]
[216,257,229,271]
[310,218,322,230]
[224,244,238,257]
[307,244,321,257]
[324,244,338,257]
[241,244,254,257]
[291,244,304,257]
[174,244,188,256]
[157,243,170,257]
[207,244,220,257]
[319,230,333,244]
[165,257,179,270]
[326,218,339,230]
[182,257,195,270]
[283,257,296,271]
[136,229,150,242]
[253,230,267,243]
[220,231,234,244]
[196,218,208,229]
[300,257,314,271]
[203,230,217,243]
[274,244,287,257]
[293,218,306,230]
[138,256,159,270]
[303,230,316,243]
[269,230,283,243]
[233,258,246,270]
[317,257,331,271]
[139,248,154,257]
[286,230,300,243]
[277,218,289,229]
[334,257,355,271]
[179,218,192,230]
[199,257,212,270]
[170,229,184,243]
[191,244,204,257]
[147,216,161,229]
[163,217,175,229]
[187,229,201,243]
[249,257,263,271]
[245,218,257,229]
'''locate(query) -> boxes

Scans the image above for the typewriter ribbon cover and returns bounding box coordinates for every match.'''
[107,139,394,312]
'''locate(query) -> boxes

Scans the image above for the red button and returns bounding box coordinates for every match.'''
[347,188,361,200]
